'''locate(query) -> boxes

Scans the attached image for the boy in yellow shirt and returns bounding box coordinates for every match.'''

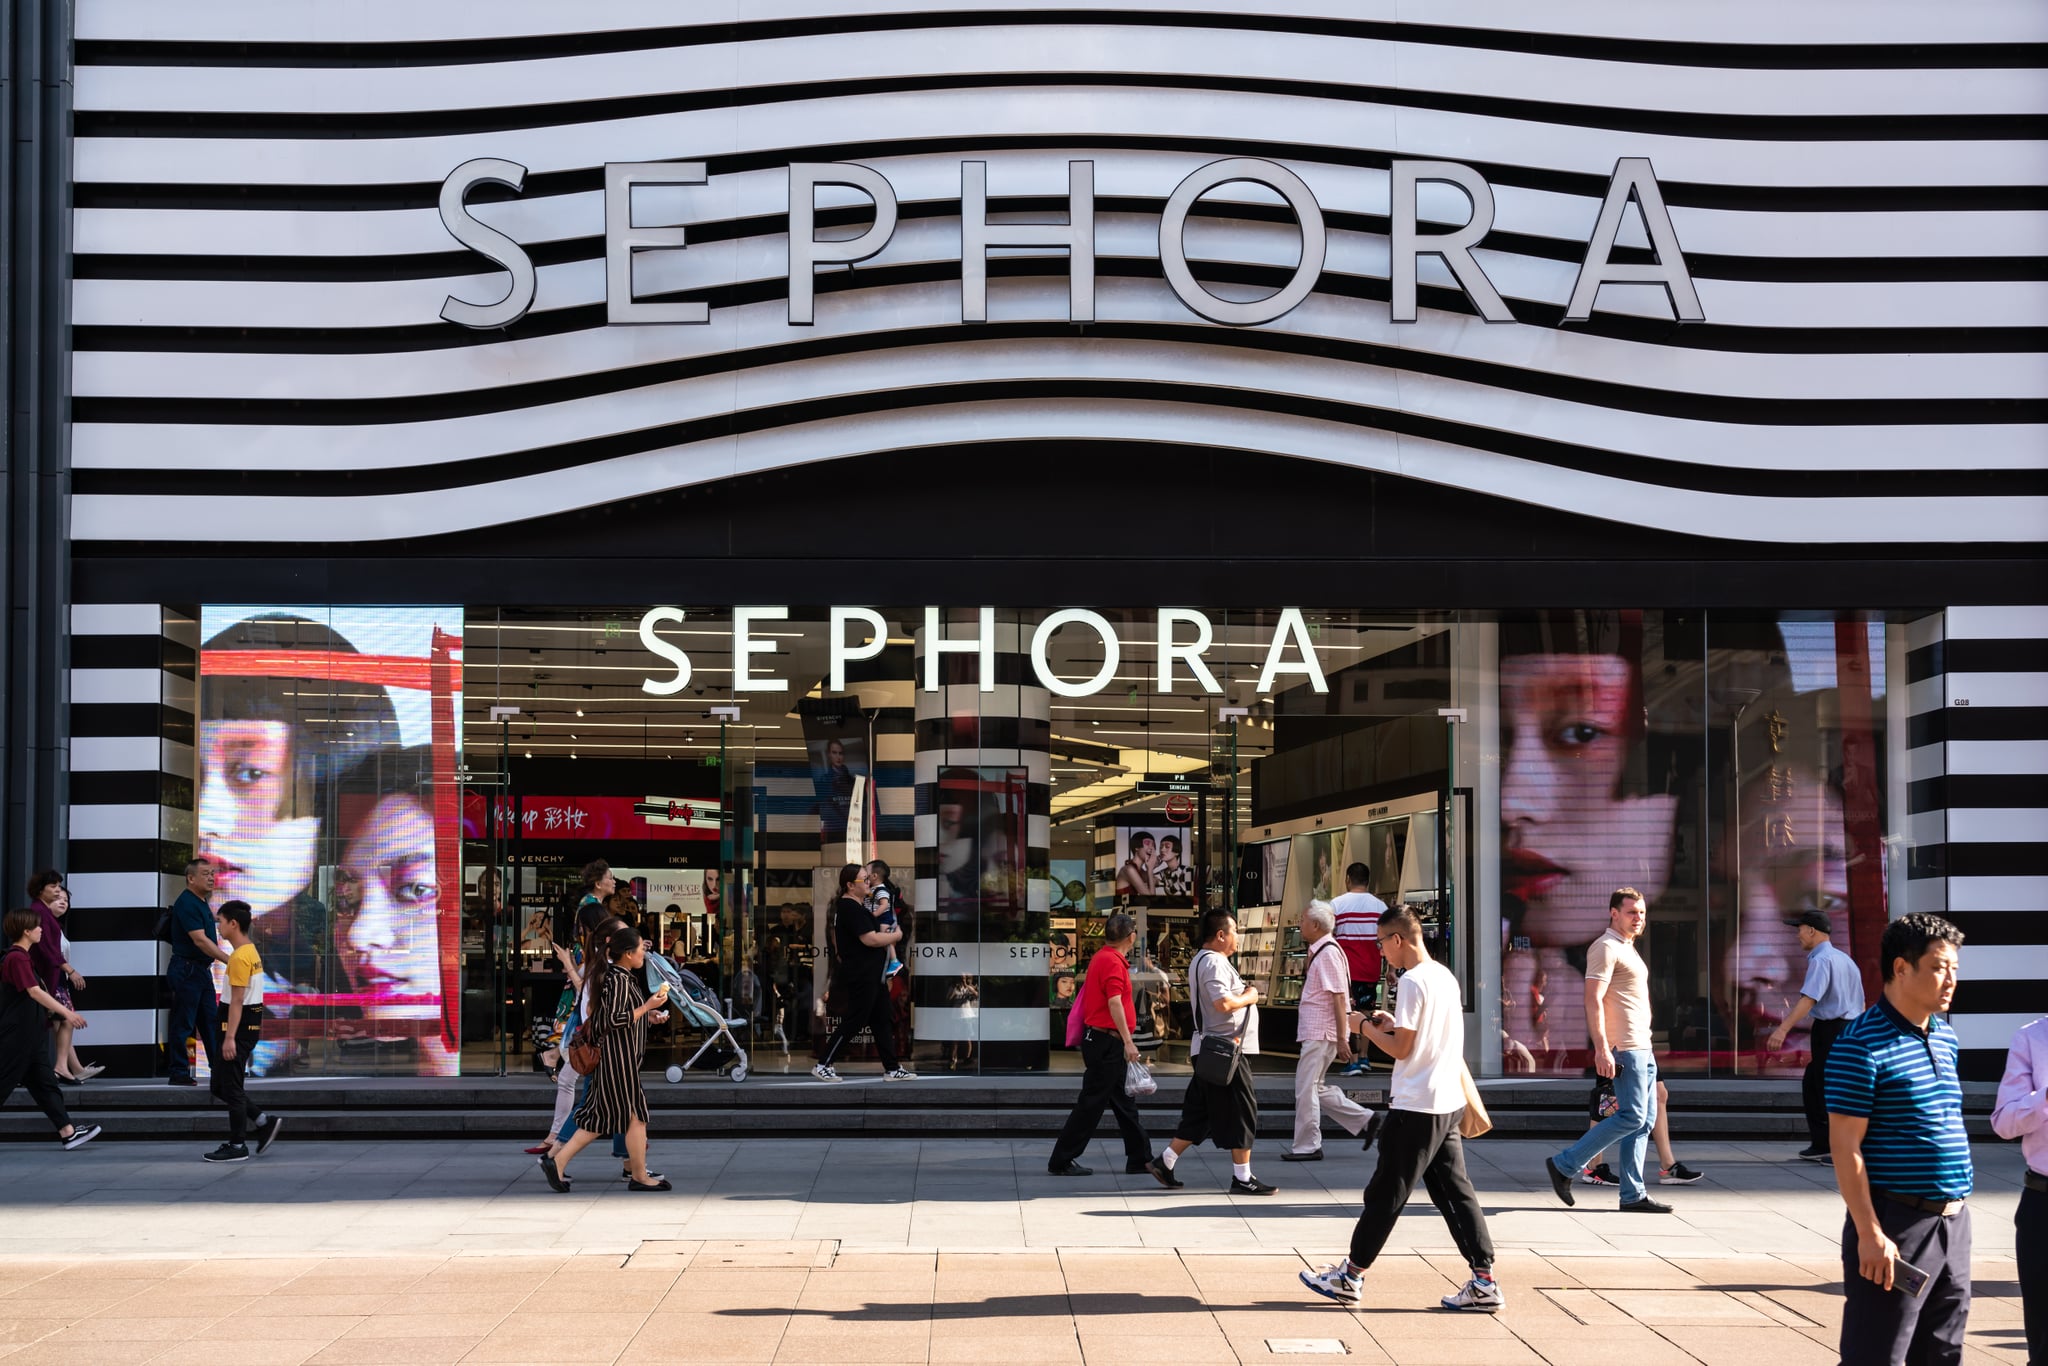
[203,901,281,1163]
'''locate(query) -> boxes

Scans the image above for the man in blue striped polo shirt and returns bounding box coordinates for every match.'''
[1825,912,1971,1366]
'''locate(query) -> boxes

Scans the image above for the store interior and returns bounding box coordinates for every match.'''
[452,608,1462,1078]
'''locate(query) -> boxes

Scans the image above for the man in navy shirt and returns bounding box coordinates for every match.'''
[165,858,231,1085]
[1825,912,1971,1366]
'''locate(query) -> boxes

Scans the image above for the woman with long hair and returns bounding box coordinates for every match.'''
[540,924,671,1192]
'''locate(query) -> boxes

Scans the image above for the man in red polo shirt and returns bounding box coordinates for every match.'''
[1049,912,1157,1177]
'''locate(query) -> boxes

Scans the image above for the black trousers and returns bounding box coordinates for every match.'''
[0,1028,72,1134]
[2018,1183,2045,1366]
[1173,1060,1258,1152]
[1840,1200,1971,1366]
[1349,1108,1495,1274]
[211,1010,265,1144]
[1802,1017,1848,1152]
[1049,1028,1151,1170]
[820,979,898,1071]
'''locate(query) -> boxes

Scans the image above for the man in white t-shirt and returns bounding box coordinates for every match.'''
[1301,904,1501,1313]
[1330,864,1388,1076]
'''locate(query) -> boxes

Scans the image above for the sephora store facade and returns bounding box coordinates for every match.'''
[3,4,2043,1084]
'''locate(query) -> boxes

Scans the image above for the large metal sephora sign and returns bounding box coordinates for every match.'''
[639,606,1330,699]
[439,156,1704,331]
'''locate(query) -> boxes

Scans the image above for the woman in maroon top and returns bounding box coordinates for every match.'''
[1048,912,1156,1177]
[0,908,100,1149]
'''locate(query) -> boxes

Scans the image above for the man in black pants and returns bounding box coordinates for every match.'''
[1827,913,1971,1366]
[814,865,914,1081]
[1301,905,1499,1311]
[1767,909,1865,1163]
[1048,913,1154,1177]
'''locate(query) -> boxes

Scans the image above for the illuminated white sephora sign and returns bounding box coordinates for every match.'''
[441,156,1703,331]
[639,606,1330,699]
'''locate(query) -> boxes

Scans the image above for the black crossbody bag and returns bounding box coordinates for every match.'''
[1190,950,1250,1087]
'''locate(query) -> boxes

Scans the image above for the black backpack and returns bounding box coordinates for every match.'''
[156,904,178,946]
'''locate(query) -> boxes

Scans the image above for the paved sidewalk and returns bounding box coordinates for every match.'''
[0,1136,2028,1364]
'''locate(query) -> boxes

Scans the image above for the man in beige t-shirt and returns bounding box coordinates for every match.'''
[1543,889,1671,1213]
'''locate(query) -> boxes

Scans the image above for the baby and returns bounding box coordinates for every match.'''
[863,861,903,979]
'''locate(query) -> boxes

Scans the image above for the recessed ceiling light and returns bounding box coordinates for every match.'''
[576,708,585,717]
[524,751,533,759]
[570,752,578,760]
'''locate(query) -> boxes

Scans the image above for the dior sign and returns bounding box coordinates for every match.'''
[440,156,1703,331]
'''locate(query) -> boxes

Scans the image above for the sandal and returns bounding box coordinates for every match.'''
[627,1176,672,1192]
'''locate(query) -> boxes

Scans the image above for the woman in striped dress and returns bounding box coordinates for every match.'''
[540,924,672,1192]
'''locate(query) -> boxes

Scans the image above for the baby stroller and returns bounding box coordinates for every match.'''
[646,952,751,1083]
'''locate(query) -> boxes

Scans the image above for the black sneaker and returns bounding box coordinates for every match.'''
[61,1124,102,1151]
[1048,1162,1094,1177]
[1280,1149,1323,1162]
[1145,1156,1184,1189]
[1360,1110,1386,1153]
[1230,1176,1278,1196]
[167,1076,198,1087]
[1619,1197,1674,1214]
[1797,1146,1832,1163]
[202,1143,250,1164]
[1543,1157,1576,1207]
[253,1114,284,1155]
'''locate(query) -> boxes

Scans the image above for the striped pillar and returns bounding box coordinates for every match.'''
[1902,606,2048,1081]
[65,603,198,1078]
[912,612,1052,1071]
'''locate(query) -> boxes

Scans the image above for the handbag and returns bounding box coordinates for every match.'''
[1190,951,1250,1087]
[1064,1003,1086,1048]
[1457,1061,1493,1139]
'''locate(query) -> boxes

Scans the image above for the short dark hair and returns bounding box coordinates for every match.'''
[217,900,253,933]
[838,862,865,895]
[1880,913,1965,982]
[1198,909,1235,945]
[25,869,63,902]
[1610,887,1644,912]
[867,859,891,882]
[2,908,39,945]
[1381,903,1423,943]
[1345,862,1370,888]
[1133,832,1155,849]
[1103,911,1137,945]
[1160,835,1181,853]
[185,857,211,878]
[581,859,611,890]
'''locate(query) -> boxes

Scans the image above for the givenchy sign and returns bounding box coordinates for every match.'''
[440,156,1703,331]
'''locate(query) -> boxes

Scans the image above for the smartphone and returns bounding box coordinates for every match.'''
[1893,1255,1934,1300]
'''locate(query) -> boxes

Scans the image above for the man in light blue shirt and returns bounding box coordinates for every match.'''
[1768,909,1867,1161]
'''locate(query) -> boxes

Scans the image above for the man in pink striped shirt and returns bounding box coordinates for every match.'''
[1285,900,1378,1160]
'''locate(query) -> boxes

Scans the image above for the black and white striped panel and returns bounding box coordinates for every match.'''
[62,4,2048,549]
[913,615,1052,1062]
[66,602,196,1078]
[1908,605,2048,1081]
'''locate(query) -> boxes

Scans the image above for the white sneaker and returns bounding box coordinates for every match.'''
[810,1064,842,1081]
[1299,1262,1362,1306]
[884,1068,917,1081]
[1440,1276,1504,1312]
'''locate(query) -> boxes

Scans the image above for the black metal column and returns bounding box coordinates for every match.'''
[1,0,74,899]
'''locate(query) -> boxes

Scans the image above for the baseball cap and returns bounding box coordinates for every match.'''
[1784,909,1833,935]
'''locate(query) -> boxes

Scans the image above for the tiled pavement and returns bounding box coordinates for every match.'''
[0,1136,2028,1364]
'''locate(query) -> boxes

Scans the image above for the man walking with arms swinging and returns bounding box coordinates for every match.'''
[1544,888,1669,1213]
[1300,904,1499,1310]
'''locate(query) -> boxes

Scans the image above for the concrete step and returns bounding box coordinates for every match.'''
[4,1074,2000,1143]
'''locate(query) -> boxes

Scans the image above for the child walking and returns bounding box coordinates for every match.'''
[203,900,282,1164]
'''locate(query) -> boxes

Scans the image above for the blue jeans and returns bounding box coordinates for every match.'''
[1554,1050,1657,1204]
[166,958,221,1082]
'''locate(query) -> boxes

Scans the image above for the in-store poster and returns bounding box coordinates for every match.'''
[198,606,463,1077]
[1113,821,1197,906]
